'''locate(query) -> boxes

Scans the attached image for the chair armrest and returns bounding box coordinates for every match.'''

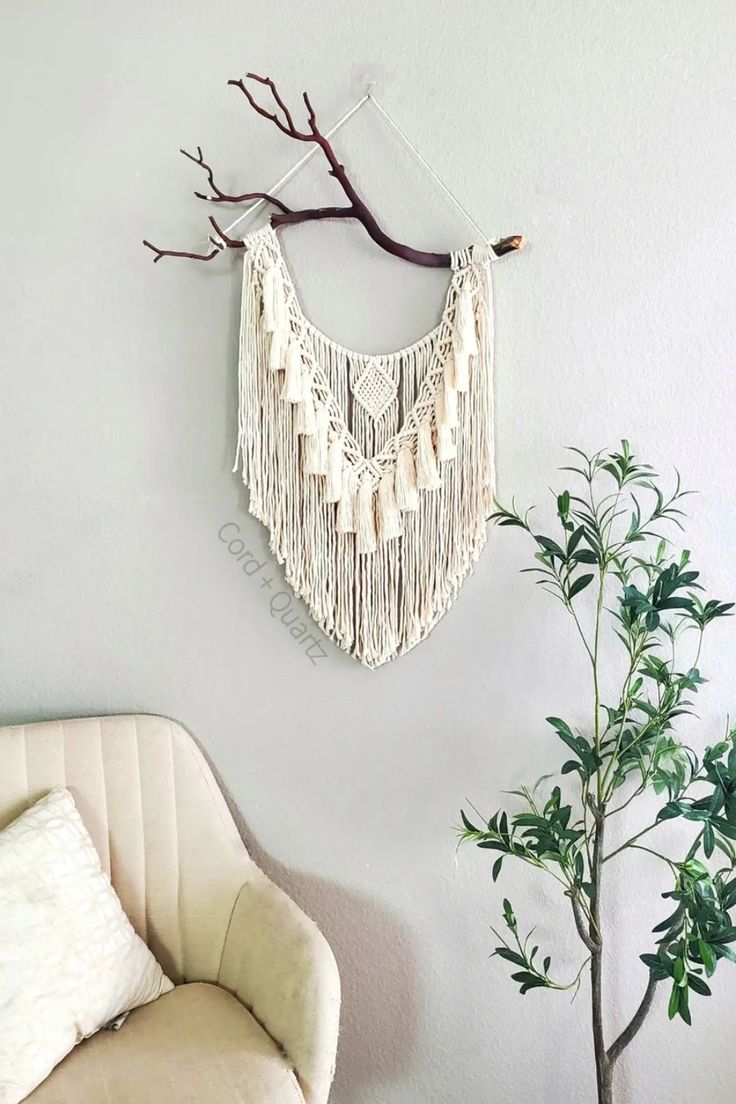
[218,869,340,1104]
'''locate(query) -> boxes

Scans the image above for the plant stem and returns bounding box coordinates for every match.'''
[603,820,662,864]
[625,843,677,869]
[607,975,659,1065]
[592,568,606,805]
[570,892,599,954]
[590,807,611,1104]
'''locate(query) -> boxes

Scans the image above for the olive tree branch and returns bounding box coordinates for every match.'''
[603,820,663,864]
[607,974,659,1065]
[570,892,599,953]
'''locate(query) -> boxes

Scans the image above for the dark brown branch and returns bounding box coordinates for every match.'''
[302,90,318,132]
[180,145,292,212]
[145,72,525,268]
[273,206,354,225]
[209,216,246,249]
[607,974,659,1066]
[228,73,312,141]
[143,238,221,264]
[143,216,244,263]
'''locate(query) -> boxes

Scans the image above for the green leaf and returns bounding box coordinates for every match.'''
[494,947,527,968]
[678,986,692,1025]
[657,802,683,821]
[687,975,712,997]
[574,548,599,564]
[653,904,685,933]
[568,573,594,599]
[712,817,736,841]
[711,926,736,944]
[698,939,716,976]
[640,953,673,980]
[668,983,680,1020]
[492,856,504,882]
[535,535,566,559]
[704,822,715,859]
[502,899,516,932]
[678,858,709,881]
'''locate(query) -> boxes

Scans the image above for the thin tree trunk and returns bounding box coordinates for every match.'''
[590,808,612,1104]
[598,1059,613,1104]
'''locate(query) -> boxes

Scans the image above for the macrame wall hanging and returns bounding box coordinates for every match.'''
[144,74,524,667]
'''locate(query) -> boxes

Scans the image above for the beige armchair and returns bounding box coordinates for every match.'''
[0,714,340,1104]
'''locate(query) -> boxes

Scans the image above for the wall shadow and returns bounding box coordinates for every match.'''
[205,747,423,1104]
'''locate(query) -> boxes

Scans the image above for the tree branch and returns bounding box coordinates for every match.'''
[607,974,659,1065]
[228,73,312,141]
[180,146,293,212]
[589,808,610,1101]
[570,893,599,953]
[143,216,244,263]
[145,72,525,268]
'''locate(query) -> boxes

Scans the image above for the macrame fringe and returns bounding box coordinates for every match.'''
[296,369,317,435]
[325,437,343,502]
[234,225,495,667]
[356,477,377,554]
[282,340,304,403]
[304,401,329,474]
[377,472,403,541]
[395,445,419,512]
[262,263,277,332]
[337,467,357,533]
[416,422,441,491]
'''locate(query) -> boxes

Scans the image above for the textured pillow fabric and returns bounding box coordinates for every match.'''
[0,788,173,1104]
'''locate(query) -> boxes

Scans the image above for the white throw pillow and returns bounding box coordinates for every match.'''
[0,788,173,1103]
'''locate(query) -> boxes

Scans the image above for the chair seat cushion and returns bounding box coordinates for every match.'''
[26,983,306,1104]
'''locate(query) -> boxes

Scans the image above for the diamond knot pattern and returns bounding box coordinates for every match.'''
[351,359,398,422]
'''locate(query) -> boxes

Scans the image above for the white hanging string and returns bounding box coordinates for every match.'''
[220,92,372,240]
[215,85,495,247]
[367,93,493,246]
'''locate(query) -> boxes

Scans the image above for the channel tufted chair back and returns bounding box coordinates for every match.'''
[0,714,340,1104]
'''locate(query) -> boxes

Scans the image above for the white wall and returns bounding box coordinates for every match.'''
[2,3,736,1101]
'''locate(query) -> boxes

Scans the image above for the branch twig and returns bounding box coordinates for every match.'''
[607,975,659,1065]
[143,216,244,264]
[144,73,524,268]
[570,893,599,953]
[180,146,292,212]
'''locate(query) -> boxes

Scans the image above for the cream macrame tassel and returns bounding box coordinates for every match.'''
[395,445,419,512]
[262,264,277,332]
[269,294,287,372]
[264,264,288,372]
[269,328,285,373]
[416,422,441,491]
[453,286,478,393]
[296,370,317,435]
[356,476,377,554]
[337,467,357,533]
[443,363,459,428]
[377,472,403,541]
[281,340,304,403]
[452,342,469,393]
[304,401,329,475]
[265,267,286,375]
[325,436,343,502]
[437,424,456,461]
[456,286,479,356]
[435,382,457,461]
